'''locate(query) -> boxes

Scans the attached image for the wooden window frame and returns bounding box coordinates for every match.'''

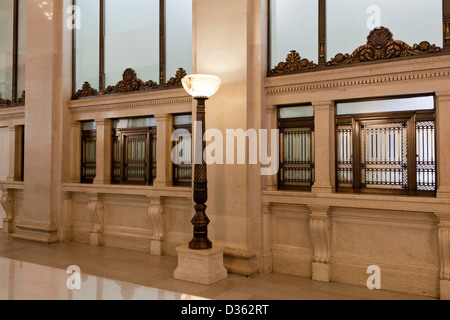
[336,108,437,197]
[112,126,156,186]
[278,107,315,191]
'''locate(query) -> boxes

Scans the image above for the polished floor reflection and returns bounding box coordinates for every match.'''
[0,233,434,300]
[0,258,207,300]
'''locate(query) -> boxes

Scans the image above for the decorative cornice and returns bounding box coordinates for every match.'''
[0,91,25,108]
[327,27,442,66]
[266,68,450,95]
[269,50,318,75]
[73,68,187,100]
[165,68,187,87]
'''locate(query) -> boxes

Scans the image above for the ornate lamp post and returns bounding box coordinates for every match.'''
[181,74,222,250]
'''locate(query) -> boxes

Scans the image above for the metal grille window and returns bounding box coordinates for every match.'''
[336,95,436,195]
[173,114,192,186]
[112,117,156,185]
[81,121,97,183]
[278,106,315,190]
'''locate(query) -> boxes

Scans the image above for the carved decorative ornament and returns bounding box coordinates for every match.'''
[165,68,187,87]
[73,82,99,99]
[327,27,442,66]
[104,68,158,94]
[269,50,318,75]
[0,91,25,108]
[73,67,187,99]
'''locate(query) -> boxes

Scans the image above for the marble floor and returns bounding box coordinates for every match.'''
[0,233,434,300]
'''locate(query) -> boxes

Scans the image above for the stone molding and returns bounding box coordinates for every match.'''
[69,97,192,114]
[267,69,450,95]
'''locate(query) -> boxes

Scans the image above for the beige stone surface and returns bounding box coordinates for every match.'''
[0,0,448,300]
[174,245,228,285]
[441,280,450,300]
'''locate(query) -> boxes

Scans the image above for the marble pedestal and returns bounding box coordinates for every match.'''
[174,245,228,285]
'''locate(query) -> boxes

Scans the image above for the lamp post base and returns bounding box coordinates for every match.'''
[174,245,228,286]
[189,204,212,250]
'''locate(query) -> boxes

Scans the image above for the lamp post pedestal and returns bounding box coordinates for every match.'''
[174,245,228,285]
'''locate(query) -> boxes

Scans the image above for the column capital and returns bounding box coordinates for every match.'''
[94,118,112,126]
[311,100,333,109]
[436,91,450,102]
[154,114,172,121]
[266,105,277,112]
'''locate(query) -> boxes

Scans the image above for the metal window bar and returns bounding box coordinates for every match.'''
[361,122,408,190]
[416,121,436,191]
[279,128,315,187]
[337,125,353,187]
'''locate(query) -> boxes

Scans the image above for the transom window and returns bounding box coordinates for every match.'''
[269,0,448,75]
[336,95,436,195]
[278,105,315,190]
[0,0,26,107]
[73,0,192,97]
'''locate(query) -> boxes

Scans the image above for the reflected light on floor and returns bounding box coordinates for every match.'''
[0,258,208,300]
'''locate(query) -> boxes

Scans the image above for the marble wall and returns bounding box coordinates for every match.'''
[0,0,449,299]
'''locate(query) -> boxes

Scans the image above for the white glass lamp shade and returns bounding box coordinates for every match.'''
[181,74,222,98]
